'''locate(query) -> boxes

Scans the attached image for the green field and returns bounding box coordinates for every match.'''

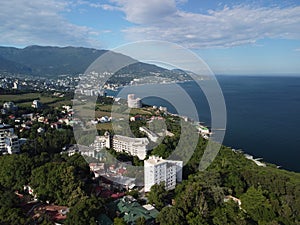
[0,92,72,108]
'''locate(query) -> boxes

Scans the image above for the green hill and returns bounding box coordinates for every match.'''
[0,46,191,83]
[0,45,107,76]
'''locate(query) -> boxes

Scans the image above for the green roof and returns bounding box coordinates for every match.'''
[107,197,159,225]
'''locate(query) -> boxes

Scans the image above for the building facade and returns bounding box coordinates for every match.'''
[0,124,19,154]
[112,135,149,160]
[127,94,142,108]
[144,156,183,192]
[5,135,20,154]
[93,131,111,151]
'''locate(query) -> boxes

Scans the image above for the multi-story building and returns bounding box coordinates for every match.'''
[0,124,19,154]
[127,94,142,108]
[0,124,14,153]
[144,156,183,192]
[94,131,111,151]
[5,135,20,154]
[112,135,149,160]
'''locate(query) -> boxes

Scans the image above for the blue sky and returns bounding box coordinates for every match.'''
[1,0,300,75]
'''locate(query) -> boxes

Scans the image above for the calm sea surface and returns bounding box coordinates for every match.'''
[110,75,300,172]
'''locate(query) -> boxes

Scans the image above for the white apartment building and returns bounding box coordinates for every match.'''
[127,94,142,108]
[144,156,183,192]
[0,124,14,153]
[5,135,20,154]
[93,131,111,151]
[0,124,19,154]
[112,135,149,160]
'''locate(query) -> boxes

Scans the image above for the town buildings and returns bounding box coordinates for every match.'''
[144,156,183,192]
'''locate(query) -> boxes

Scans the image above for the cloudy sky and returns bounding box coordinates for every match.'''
[1,0,300,75]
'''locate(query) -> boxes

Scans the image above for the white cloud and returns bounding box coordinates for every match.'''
[0,0,100,47]
[109,0,178,24]
[104,1,300,48]
[99,4,120,11]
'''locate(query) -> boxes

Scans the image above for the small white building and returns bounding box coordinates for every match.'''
[144,156,183,192]
[112,135,149,160]
[159,106,167,112]
[37,127,45,134]
[198,125,210,135]
[139,127,159,142]
[32,100,42,109]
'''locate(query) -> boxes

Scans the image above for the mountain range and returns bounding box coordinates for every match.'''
[0,46,190,82]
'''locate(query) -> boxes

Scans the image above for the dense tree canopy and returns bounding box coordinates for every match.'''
[65,196,104,225]
[30,161,87,206]
[0,189,28,224]
[147,182,168,211]
[0,154,33,190]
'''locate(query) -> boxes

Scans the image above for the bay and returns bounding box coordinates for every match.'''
[108,75,300,172]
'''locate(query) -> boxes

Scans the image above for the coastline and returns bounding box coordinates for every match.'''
[103,78,296,172]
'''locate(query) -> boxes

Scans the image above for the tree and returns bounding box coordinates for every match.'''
[0,190,28,225]
[147,182,168,210]
[0,154,33,190]
[240,186,276,223]
[135,216,146,225]
[127,190,139,199]
[65,196,103,225]
[30,162,86,206]
[0,207,28,225]
[151,144,168,158]
[223,171,246,196]
[114,217,127,225]
[156,207,185,225]
[212,200,248,225]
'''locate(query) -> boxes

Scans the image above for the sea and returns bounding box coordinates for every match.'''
[107,75,300,172]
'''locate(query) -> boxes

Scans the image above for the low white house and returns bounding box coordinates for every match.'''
[139,127,159,142]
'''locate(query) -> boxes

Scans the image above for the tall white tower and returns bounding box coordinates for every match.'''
[128,94,142,108]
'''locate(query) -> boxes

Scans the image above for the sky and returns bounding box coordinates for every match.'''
[1,0,300,75]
